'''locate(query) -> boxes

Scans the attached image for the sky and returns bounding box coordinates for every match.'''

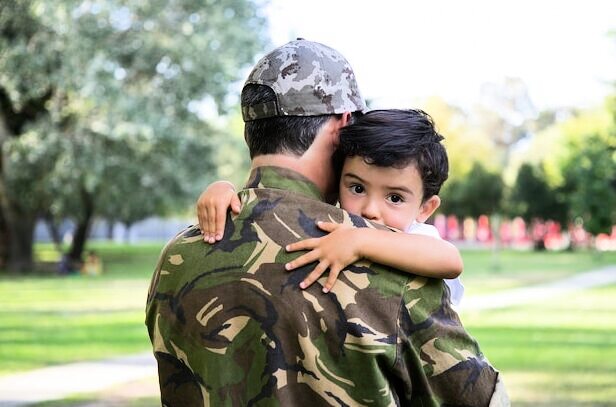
[263,0,616,112]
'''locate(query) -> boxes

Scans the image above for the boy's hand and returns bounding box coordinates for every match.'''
[196,181,241,244]
[285,222,362,293]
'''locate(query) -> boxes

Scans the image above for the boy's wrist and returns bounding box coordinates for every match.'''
[354,228,370,259]
[214,180,236,192]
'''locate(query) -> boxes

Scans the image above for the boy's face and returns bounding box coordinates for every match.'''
[338,156,440,231]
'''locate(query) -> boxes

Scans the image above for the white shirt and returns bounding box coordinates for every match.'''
[406,222,465,306]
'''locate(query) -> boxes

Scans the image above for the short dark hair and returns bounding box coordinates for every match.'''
[242,84,333,159]
[338,109,449,201]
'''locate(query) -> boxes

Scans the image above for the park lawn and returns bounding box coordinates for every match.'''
[460,248,616,296]
[1,243,615,405]
[461,284,616,406]
[0,242,165,375]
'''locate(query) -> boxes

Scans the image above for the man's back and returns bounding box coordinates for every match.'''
[146,166,500,406]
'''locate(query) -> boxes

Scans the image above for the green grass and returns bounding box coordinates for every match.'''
[0,242,164,375]
[461,284,616,406]
[34,241,165,278]
[1,243,615,405]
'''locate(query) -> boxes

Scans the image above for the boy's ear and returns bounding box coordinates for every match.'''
[417,195,441,223]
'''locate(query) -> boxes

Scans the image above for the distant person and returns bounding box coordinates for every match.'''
[81,250,102,276]
[57,254,75,275]
[146,39,508,406]
[198,109,466,305]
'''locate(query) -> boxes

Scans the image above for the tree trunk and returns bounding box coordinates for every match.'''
[44,213,63,253]
[5,216,36,272]
[123,222,132,244]
[106,220,115,240]
[0,145,9,268]
[0,86,54,272]
[68,188,95,262]
[0,166,36,272]
[0,206,8,269]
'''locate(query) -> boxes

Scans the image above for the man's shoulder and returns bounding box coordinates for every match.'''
[157,224,203,259]
[147,224,201,299]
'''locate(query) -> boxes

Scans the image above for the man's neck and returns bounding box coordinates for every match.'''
[251,154,328,198]
[251,154,302,173]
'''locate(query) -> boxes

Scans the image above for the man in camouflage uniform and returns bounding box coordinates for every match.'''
[146,39,509,406]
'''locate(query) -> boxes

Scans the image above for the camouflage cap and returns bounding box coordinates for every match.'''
[242,39,367,121]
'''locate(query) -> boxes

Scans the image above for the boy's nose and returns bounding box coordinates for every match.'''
[361,201,381,222]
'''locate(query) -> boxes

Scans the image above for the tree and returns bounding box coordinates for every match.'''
[440,162,504,219]
[508,163,568,225]
[0,0,268,272]
[472,77,538,167]
[507,163,569,249]
[422,97,499,183]
[561,132,616,236]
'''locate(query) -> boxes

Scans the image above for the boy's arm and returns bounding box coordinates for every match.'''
[286,222,462,292]
[196,181,241,243]
[359,228,462,278]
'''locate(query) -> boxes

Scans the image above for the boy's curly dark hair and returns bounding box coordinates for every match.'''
[339,109,449,201]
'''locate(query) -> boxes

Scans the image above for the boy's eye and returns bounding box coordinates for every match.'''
[350,184,365,194]
[387,194,404,204]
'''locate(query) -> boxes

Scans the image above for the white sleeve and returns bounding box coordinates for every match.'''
[405,222,442,239]
[406,222,465,306]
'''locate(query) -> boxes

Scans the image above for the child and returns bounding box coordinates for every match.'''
[81,250,102,276]
[198,109,464,304]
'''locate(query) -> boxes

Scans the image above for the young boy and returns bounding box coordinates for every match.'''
[198,109,464,303]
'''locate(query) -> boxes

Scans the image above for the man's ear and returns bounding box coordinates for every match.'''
[340,112,352,127]
[330,112,351,148]
[417,195,441,223]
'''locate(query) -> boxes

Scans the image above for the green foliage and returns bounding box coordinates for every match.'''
[560,132,616,235]
[441,162,504,217]
[0,0,269,266]
[504,99,615,235]
[507,163,568,225]
[1,0,268,218]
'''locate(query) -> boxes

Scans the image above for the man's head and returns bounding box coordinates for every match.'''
[241,39,366,158]
[337,109,449,230]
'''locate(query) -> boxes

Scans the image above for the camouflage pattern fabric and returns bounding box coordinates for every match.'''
[146,166,508,406]
[242,39,367,121]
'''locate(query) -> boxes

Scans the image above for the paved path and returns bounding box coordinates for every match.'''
[0,353,157,406]
[458,265,616,311]
[0,265,614,406]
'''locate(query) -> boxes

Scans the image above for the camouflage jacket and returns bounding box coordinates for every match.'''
[146,166,508,406]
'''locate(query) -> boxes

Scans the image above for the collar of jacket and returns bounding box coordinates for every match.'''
[244,166,324,201]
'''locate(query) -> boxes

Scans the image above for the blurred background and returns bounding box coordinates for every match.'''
[1,0,615,406]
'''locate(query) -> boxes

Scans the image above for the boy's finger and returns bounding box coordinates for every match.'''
[316,221,338,233]
[322,266,342,293]
[199,206,209,241]
[230,194,242,214]
[214,204,227,241]
[286,238,318,252]
[299,261,329,289]
[206,206,217,244]
[285,250,320,271]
